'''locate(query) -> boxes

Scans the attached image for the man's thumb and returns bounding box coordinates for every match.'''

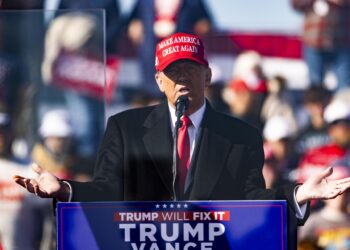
[32,163,44,175]
[318,167,333,180]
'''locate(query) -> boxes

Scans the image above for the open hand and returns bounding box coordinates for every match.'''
[296,167,350,205]
[13,163,67,200]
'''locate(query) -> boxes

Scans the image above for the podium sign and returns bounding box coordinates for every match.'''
[57,200,287,250]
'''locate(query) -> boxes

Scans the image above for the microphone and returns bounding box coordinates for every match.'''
[175,96,189,119]
[172,95,189,200]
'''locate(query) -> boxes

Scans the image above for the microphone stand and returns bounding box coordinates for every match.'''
[172,96,189,201]
[172,113,182,201]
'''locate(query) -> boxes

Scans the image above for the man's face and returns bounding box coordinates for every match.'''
[155,59,211,114]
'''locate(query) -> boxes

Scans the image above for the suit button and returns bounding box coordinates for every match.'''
[170,196,174,200]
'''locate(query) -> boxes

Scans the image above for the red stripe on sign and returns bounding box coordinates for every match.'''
[227,32,302,59]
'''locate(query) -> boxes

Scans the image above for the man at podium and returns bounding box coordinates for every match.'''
[14,32,350,228]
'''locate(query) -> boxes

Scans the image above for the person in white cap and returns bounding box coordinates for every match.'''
[324,99,350,148]
[263,116,298,189]
[12,109,78,250]
[222,51,267,130]
[32,109,75,179]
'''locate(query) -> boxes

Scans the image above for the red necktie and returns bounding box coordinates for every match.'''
[177,115,192,194]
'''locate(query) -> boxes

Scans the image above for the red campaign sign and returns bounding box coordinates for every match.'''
[0,181,25,202]
[52,52,119,102]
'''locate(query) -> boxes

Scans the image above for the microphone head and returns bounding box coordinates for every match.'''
[175,96,189,117]
[176,95,189,109]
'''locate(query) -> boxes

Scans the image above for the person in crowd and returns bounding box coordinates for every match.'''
[129,92,163,109]
[222,50,267,130]
[262,116,298,189]
[0,107,31,250]
[205,83,229,114]
[0,15,32,162]
[0,109,13,160]
[204,63,230,114]
[42,0,122,54]
[294,85,332,159]
[291,0,350,90]
[126,0,213,96]
[297,98,350,183]
[13,109,79,250]
[31,109,76,180]
[261,75,298,131]
[40,12,111,168]
[296,97,350,213]
[13,33,350,249]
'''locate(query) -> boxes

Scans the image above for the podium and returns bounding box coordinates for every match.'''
[56,200,287,250]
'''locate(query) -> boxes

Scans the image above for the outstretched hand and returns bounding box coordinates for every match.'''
[13,163,69,201]
[296,167,350,205]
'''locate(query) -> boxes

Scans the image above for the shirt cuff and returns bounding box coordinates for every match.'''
[293,185,307,219]
[61,181,73,202]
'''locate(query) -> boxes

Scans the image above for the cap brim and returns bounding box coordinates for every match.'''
[157,55,208,71]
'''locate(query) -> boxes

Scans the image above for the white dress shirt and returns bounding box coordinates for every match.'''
[168,101,206,161]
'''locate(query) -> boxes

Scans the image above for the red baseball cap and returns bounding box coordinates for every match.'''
[229,77,267,94]
[297,144,347,183]
[155,32,208,71]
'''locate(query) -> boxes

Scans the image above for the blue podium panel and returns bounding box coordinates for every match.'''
[57,200,287,250]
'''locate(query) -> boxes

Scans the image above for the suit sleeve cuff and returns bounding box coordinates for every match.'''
[61,181,73,202]
[293,185,307,219]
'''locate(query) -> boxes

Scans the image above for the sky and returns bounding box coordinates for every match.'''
[205,0,303,34]
[119,0,304,34]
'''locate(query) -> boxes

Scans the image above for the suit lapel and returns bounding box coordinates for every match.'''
[143,102,174,194]
[187,104,232,199]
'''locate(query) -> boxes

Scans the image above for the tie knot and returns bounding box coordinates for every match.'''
[181,116,192,127]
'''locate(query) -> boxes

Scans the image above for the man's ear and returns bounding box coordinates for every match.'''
[205,67,212,87]
[155,72,165,92]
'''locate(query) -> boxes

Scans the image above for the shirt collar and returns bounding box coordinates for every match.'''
[169,101,206,129]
